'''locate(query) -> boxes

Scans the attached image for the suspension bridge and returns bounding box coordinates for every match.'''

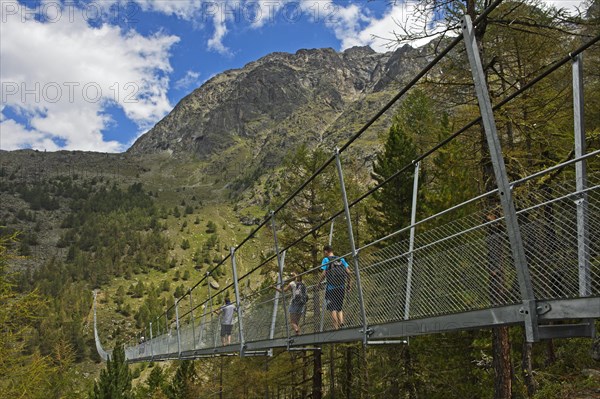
[94,6,600,363]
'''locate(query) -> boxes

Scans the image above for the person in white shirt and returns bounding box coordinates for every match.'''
[275,272,307,335]
[215,298,236,346]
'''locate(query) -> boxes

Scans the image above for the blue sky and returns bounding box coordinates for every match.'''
[0,0,586,152]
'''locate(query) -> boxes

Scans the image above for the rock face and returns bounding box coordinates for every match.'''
[128,45,426,164]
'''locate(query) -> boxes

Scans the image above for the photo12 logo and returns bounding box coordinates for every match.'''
[1,81,140,104]
[1,1,140,24]
[199,1,341,24]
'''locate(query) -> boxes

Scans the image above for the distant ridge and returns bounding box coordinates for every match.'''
[128,45,427,166]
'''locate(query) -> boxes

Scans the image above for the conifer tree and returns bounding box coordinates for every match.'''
[90,344,133,399]
[147,364,166,394]
[370,112,418,237]
[165,360,198,399]
[0,234,56,399]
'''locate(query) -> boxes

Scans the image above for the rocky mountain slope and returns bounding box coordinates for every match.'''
[128,45,428,187]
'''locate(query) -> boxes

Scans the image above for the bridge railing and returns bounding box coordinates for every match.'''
[122,166,598,361]
[518,173,600,300]
[123,136,599,354]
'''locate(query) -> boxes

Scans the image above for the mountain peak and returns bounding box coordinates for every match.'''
[128,45,425,168]
[343,45,377,55]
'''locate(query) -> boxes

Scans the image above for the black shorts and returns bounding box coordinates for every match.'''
[325,287,345,312]
[221,324,233,337]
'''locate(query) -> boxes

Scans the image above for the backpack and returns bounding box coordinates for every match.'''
[325,256,347,288]
[292,282,308,306]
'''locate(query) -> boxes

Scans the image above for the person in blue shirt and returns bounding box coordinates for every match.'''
[319,245,352,329]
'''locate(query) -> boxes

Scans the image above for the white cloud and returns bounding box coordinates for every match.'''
[542,0,588,14]
[111,0,203,20]
[121,0,234,54]
[175,70,202,90]
[323,3,365,50]
[207,8,231,55]
[326,1,448,52]
[0,117,62,152]
[1,2,179,152]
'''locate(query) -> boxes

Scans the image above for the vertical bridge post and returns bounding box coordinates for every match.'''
[271,212,292,348]
[199,299,208,349]
[166,312,171,355]
[207,271,218,351]
[572,53,594,337]
[230,247,246,355]
[149,322,154,360]
[189,289,196,350]
[269,250,286,344]
[572,53,591,297]
[321,219,336,332]
[175,296,181,357]
[462,15,539,342]
[334,148,370,344]
[404,161,420,321]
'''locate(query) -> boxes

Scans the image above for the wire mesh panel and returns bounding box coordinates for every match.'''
[194,304,216,350]
[359,237,410,325]
[298,269,327,334]
[304,276,325,335]
[410,220,520,317]
[517,172,600,299]
[179,317,195,353]
[207,307,222,350]
[359,205,522,325]
[241,283,280,342]
[188,273,239,352]
[272,286,292,339]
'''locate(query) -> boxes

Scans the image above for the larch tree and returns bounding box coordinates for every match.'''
[387,2,599,397]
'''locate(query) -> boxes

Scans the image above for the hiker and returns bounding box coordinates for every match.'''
[275,272,308,335]
[319,245,352,330]
[138,336,145,354]
[215,297,236,346]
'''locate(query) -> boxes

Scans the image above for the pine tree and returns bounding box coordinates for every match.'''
[206,221,217,234]
[370,112,418,237]
[90,344,133,399]
[165,360,198,399]
[133,281,145,298]
[146,364,166,394]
